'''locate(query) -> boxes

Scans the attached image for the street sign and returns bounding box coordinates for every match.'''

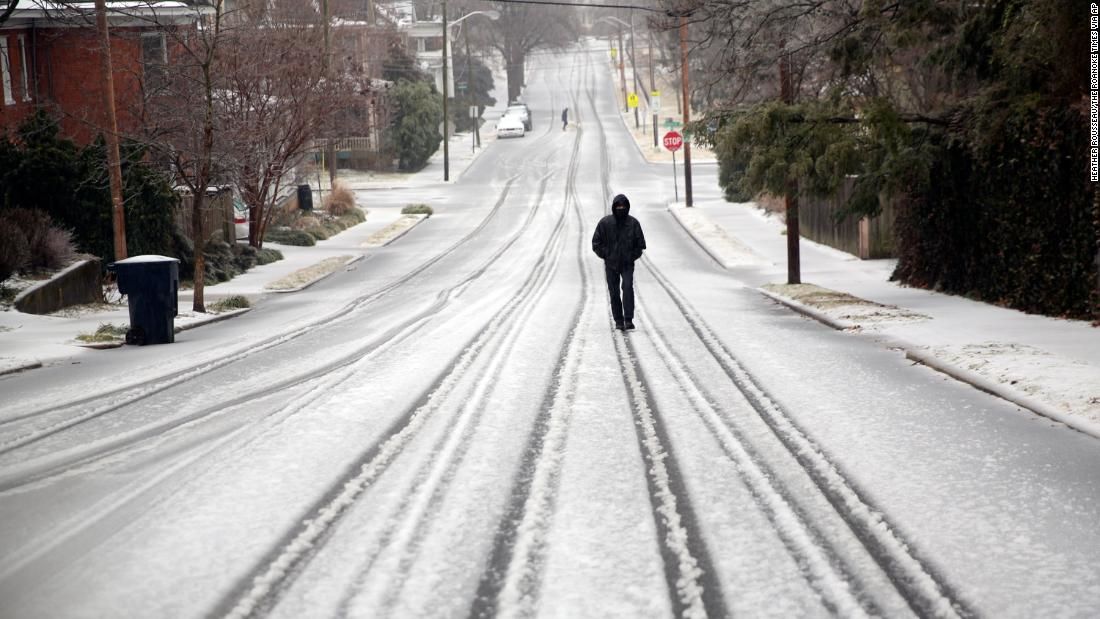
[651,95,660,113]
[469,106,478,119]
[610,48,618,60]
[627,93,639,109]
[663,131,683,152]
[664,117,682,129]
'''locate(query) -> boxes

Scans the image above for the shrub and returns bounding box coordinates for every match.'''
[0,207,76,273]
[325,182,357,216]
[321,219,343,236]
[293,215,321,231]
[0,112,175,267]
[210,295,251,312]
[76,323,127,343]
[0,224,30,281]
[256,247,283,265]
[41,227,75,270]
[0,283,16,304]
[264,228,316,246]
[390,79,443,171]
[305,226,330,241]
[402,204,433,217]
[338,208,366,228]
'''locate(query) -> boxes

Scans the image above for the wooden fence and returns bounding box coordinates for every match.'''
[798,179,897,259]
[175,187,235,244]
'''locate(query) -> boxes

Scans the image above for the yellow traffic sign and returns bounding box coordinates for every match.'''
[627,93,639,109]
[610,48,617,60]
[651,90,660,98]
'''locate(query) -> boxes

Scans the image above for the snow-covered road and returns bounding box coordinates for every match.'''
[2,45,1099,618]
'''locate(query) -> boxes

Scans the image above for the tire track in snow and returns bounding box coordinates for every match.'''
[0,164,559,490]
[615,330,728,619]
[470,53,593,618]
[632,286,889,617]
[640,257,972,619]
[0,136,562,445]
[216,152,579,619]
[340,180,574,617]
[336,76,578,614]
[578,47,726,619]
[0,166,567,588]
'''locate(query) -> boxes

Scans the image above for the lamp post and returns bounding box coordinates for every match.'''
[442,8,499,181]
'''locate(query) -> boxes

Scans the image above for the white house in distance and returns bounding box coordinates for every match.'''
[376,1,453,97]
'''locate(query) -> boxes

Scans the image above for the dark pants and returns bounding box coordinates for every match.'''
[604,262,635,322]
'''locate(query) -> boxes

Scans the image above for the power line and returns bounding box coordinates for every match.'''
[474,0,663,12]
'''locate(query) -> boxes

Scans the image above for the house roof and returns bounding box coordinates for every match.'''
[3,1,212,29]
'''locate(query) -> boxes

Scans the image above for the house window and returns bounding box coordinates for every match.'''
[18,35,30,102]
[0,38,13,106]
[141,32,167,92]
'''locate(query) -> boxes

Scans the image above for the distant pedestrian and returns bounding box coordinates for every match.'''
[562,108,569,131]
[592,194,646,330]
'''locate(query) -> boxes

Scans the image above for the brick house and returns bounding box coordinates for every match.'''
[0,1,207,144]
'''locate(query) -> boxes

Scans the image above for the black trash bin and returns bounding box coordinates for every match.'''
[108,255,180,346]
[297,184,313,211]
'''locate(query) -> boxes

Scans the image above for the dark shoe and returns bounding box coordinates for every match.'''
[614,320,625,330]
[624,320,636,330]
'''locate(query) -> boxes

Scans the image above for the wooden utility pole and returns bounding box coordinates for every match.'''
[678,13,693,207]
[94,0,127,261]
[617,25,627,112]
[780,49,801,284]
[649,31,657,148]
[441,0,450,181]
[628,12,639,129]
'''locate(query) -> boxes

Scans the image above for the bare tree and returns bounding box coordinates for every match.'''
[217,2,366,248]
[477,1,577,102]
[136,0,231,313]
[0,0,18,26]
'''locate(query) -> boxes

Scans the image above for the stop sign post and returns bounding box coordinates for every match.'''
[664,131,683,202]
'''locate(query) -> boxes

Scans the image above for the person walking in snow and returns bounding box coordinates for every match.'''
[592,194,646,330]
[562,108,569,131]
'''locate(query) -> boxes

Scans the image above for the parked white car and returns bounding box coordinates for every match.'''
[496,115,526,139]
[233,196,249,241]
[505,104,532,131]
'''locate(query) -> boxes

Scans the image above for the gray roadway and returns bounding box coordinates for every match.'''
[0,45,1098,618]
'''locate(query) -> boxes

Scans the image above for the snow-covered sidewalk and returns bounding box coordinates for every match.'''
[668,202,1100,439]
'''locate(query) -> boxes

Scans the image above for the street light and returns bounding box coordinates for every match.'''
[442,6,499,181]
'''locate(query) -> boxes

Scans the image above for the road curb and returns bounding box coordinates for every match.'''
[269,254,364,294]
[758,288,1100,440]
[0,360,43,377]
[366,214,428,249]
[904,349,1100,440]
[756,287,858,331]
[175,306,252,333]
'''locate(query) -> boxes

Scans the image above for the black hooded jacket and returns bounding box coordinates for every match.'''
[592,203,646,271]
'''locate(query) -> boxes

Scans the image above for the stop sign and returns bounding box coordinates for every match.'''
[663,131,683,152]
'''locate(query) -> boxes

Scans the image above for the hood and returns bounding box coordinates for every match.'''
[611,194,630,222]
